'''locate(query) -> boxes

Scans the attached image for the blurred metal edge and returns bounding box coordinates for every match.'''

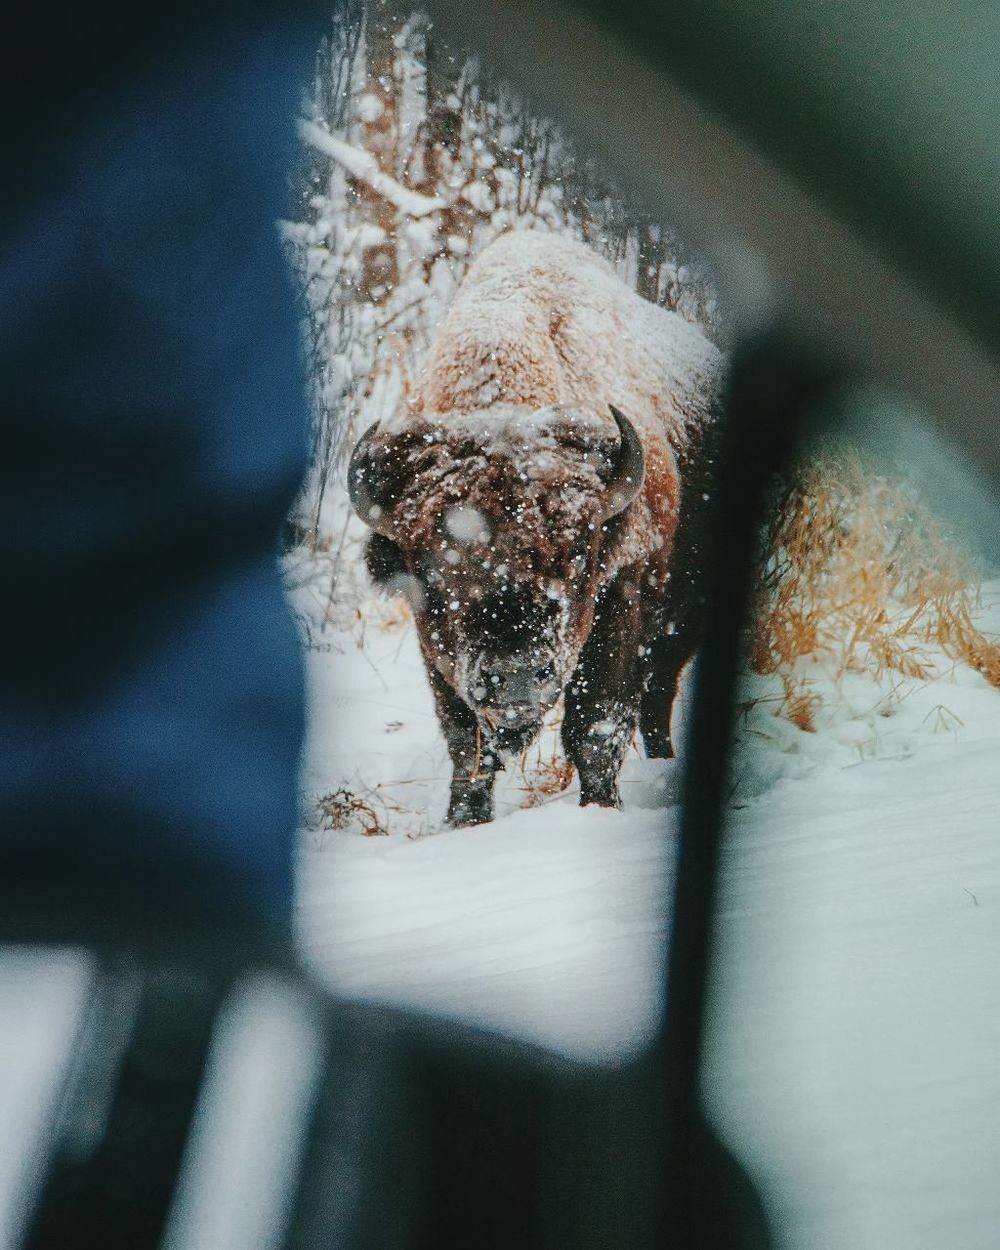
[426,0,1000,482]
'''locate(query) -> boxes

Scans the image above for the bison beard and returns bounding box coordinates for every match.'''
[346,231,723,827]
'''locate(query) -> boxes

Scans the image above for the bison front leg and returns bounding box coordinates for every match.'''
[446,753,495,828]
[424,662,497,827]
[562,574,643,809]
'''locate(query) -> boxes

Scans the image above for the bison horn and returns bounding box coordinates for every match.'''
[347,421,397,538]
[599,405,646,521]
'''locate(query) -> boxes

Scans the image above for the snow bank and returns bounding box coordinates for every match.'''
[705,733,1000,1250]
[297,800,675,1063]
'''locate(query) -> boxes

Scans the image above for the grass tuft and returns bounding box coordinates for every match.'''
[749,451,1000,726]
[317,787,389,837]
[520,755,576,807]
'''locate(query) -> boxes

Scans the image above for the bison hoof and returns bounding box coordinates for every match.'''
[578,782,622,810]
[446,781,494,828]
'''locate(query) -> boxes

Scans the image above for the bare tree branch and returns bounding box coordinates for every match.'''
[298,119,447,218]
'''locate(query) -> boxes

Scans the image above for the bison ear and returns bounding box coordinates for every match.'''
[600,405,646,520]
[348,421,398,538]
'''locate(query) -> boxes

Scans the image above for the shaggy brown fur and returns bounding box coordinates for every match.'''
[350,230,725,825]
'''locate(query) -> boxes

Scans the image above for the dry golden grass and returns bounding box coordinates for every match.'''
[520,755,576,807]
[749,451,1000,724]
[778,674,822,733]
[317,786,390,837]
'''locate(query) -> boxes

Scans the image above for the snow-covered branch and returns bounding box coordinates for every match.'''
[298,119,446,219]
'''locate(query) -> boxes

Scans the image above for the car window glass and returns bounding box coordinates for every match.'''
[283,3,723,1062]
[702,391,1000,1248]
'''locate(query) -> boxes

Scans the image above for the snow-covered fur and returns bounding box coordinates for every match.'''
[350,229,726,826]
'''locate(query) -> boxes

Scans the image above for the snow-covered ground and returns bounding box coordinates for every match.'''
[292,565,1000,1248]
[705,729,1000,1250]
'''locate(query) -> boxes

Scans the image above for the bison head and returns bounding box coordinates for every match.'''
[348,404,645,753]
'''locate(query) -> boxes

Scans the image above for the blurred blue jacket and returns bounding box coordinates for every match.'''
[1,13,323,946]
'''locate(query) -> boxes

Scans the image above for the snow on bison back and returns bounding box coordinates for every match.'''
[349,229,726,826]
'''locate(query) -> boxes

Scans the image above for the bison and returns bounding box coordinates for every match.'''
[347,230,725,826]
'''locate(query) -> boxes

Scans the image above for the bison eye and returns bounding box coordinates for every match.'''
[535,664,555,683]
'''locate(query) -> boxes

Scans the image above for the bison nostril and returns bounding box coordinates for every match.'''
[475,658,557,711]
